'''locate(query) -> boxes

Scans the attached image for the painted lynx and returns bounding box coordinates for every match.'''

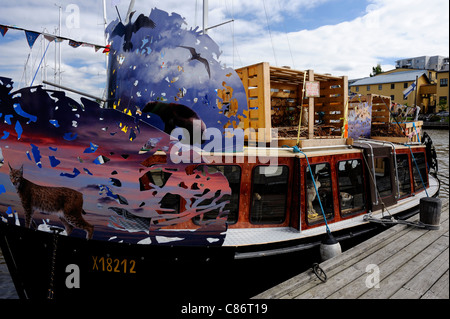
[8,163,94,239]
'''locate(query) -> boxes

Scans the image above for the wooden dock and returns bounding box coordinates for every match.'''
[255,198,449,299]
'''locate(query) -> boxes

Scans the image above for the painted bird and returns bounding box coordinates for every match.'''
[179,46,211,78]
[111,11,156,51]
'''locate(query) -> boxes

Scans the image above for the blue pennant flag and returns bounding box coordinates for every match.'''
[0,25,8,36]
[403,82,416,99]
[25,30,40,49]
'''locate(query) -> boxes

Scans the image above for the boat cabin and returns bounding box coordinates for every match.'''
[142,142,429,233]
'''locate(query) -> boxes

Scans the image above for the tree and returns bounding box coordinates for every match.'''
[370,64,383,77]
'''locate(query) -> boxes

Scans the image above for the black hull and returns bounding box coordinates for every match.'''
[0,202,422,300]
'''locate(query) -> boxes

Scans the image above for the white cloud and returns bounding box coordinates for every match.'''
[0,0,448,97]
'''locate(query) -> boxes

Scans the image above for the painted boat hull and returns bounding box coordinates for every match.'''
[0,194,428,300]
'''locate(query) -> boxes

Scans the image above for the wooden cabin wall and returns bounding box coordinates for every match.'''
[235,62,271,142]
[315,76,348,135]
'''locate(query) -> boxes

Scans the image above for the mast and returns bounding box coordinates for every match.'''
[202,0,233,34]
[102,0,108,69]
[58,4,62,87]
[203,0,208,34]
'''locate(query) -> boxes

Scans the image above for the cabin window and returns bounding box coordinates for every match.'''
[374,157,392,198]
[412,152,428,191]
[306,163,334,225]
[396,154,412,197]
[250,166,289,224]
[193,165,241,225]
[337,159,366,216]
[140,167,180,213]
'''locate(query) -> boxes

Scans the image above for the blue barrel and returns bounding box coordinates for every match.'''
[419,197,442,230]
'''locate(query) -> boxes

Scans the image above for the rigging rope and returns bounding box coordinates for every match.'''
[262,0,278,67]
[276,0,295,69]
[30,40,51,87]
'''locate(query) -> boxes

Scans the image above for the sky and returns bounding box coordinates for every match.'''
[0,0,448,99]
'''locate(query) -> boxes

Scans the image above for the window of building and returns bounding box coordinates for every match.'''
[390,95,395,101]
[306,163,334,225]
[440,78,448,87]
[378,84,383,90]
[404,82,409,89]
[391,83,395,89]
[396,154,411,197]
[374,157,392,198]
[355,86,359,92]
[412,152,428,192]
[439,96,447,105]
[194,165,241,225]
[250,166,289,224]
[367,85,371,91]
[337,159,366,216]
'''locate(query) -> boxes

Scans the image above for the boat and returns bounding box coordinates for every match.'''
[0,3,441,300]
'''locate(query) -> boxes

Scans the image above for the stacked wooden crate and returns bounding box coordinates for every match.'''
[235,62,349,146]
[349,94,422,143]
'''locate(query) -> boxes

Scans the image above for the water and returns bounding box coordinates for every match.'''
[0,130,448,299]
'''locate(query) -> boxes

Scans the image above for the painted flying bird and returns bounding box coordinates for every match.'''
[111,11,156,51]
[179,46,211,78]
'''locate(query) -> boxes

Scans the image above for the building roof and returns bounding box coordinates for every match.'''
[350,70,428,86]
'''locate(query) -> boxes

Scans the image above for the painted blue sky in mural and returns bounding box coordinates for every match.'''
[106,8,247,150]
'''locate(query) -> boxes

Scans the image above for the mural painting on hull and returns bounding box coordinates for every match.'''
[106,8,248,150]
[0,8,247,246]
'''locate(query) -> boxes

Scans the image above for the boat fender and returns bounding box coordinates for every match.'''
[419,197,442,230]
[320,231,342,261]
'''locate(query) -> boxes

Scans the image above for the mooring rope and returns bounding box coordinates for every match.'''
[288,145,331,234]
[404,144,429,197]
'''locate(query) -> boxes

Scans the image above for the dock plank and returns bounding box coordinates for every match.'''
[255,198,449,299]
[421,269,449,299]
[390,240,449,299]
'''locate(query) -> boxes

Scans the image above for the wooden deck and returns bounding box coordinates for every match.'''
[255,198,449,299]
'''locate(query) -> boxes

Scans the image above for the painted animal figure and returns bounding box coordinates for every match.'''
[306,176,321,217]
[8,164,94,239]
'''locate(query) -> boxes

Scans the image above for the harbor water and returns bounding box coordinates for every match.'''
[0,129,448,299]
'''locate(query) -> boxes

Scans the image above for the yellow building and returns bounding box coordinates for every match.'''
[349,70,434,113]
[436,70,449,110]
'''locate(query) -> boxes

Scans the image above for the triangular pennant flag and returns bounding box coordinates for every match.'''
[69,40,82,48]
[0,26,8,37]
[94,45,101,52]
[55,37,65,43]
[25,30,40,48]
[44,34,56,42]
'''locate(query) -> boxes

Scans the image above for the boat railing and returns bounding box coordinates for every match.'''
[355,138,401,199]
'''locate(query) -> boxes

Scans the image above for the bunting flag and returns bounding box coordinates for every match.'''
[44,35,56,42]
[69,40,82,48]
[0,23,108,53]
[25,30,40,49]
[0,25,8,36]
